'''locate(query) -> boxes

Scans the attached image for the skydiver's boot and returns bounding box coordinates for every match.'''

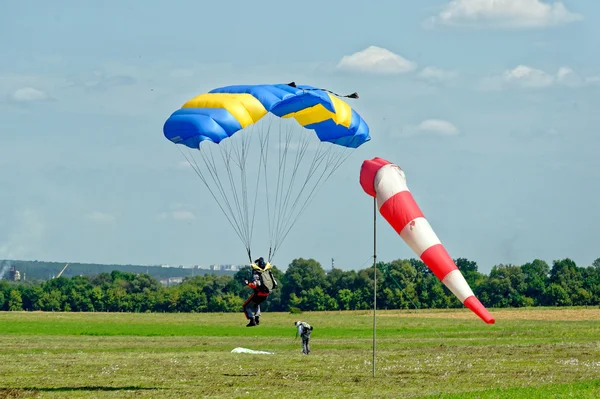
[246,317,257,327]
[255,316,260,325]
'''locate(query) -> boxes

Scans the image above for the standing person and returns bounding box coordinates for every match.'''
[295,321,313,354]
[242,257,277,327]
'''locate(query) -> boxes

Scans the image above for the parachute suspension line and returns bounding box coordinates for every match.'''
[271,123,313,257]
[202,142,250,251]
[268,123,284,254]
[265,120,356,261]
[198,144,251,253]
[270,144,354,260]
[177,114,357,265]
[235,121,271,263]
[218,138,249,247]
[175,146,247,249]
[267,121,318,262]
[272,140,329,253]
[199,144,243,232]
[219,124,255,252]
[249,122,270,261]
[265,122,286,261]
[257,120,273,259]
[268,122,295,259]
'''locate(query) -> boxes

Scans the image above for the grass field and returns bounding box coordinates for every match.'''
[1,307,599,398]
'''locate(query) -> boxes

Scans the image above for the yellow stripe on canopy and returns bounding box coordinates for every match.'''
[327,93,352,128]
[182,93,268,128]
[281,93,352,128]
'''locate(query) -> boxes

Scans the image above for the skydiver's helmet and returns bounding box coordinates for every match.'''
[255,257,266,269]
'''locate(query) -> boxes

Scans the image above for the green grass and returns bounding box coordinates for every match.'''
[0,308,599,398]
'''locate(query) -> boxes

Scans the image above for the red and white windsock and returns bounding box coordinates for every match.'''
[360,157,495,324]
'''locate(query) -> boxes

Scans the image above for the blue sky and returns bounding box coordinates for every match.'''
[1,0,598,273]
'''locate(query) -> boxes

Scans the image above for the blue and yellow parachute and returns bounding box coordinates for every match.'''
[163,82,370,150]
[163,82,371,262]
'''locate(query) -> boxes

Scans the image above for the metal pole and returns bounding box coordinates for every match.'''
[373,196,377,377]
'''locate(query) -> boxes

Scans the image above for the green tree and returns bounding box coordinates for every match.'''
[521,259,549,304]
[8,289,23,311]
[549,258,583,301]
[303,286,337,311]
[541,283,571,306]
[337,289,354,310]
[177,286,208,312]
[282,258,328,303]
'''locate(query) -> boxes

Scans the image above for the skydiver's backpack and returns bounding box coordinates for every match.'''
[257,269,276,294]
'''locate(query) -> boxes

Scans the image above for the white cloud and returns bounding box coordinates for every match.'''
[417,66,459,82]
[86,211,116,223]
[503,65,555,88]
[486,65,591,90]
[399,119,460,137]
[430,0,582,29]
[10,87,51,102]
[336,46,417,75]
[556,67,584,87]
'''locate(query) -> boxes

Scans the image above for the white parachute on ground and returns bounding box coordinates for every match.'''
[231,347,275,355]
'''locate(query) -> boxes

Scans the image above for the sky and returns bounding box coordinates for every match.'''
[1,0,598,274]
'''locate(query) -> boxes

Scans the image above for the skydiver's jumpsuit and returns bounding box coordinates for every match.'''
[243,270,269,323]
[296,321,312,354]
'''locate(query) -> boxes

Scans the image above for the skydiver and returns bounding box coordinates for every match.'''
[295,320,313,354]
[242,257,277,327]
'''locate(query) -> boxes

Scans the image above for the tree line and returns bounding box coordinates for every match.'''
[1,257,599,313]
[0,259,236,281]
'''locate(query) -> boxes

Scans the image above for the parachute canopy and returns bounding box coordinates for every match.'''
[164,82,370,150]
[163,82,371,262]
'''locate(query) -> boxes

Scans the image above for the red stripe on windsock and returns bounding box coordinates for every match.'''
[379,191,424,235]
[420,243,458,282]
[464,296,496,324]
[360,157,391,197]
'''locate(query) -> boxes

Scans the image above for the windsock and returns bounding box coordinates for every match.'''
[360,157,495,324]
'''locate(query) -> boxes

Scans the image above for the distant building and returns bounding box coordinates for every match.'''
[208,264,242,271]
[159,277,184,287]
[8,265,20,281]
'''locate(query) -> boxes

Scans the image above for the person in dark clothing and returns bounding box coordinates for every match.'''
[295,320,313,354]
[242,257,277,327]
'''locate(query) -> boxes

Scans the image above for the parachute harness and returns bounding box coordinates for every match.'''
[177,83,360,264]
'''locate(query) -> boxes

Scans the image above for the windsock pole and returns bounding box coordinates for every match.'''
[372,196,377,377]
